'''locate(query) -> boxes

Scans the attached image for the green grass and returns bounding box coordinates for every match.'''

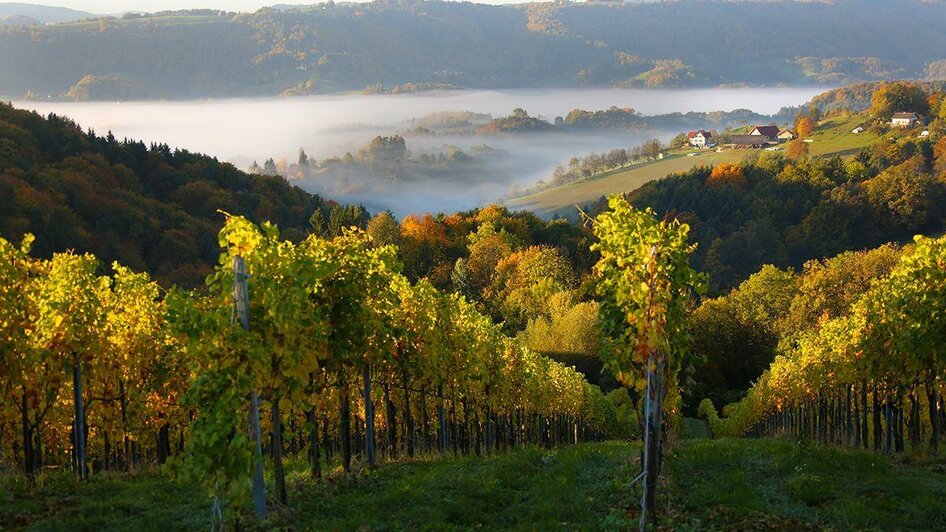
[664,438,946,530]
[6,438,945,530]
[507,150,744,216]
[507,113,881,216]
[0,443,638,531]
[806,114,882,156]
[272,443,636,530]
[0,468,207,531]
[680,417,711,440]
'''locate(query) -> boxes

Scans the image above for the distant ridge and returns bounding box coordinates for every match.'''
[4,0,946,99]
[0,14,42,26]
[0,2,95,24]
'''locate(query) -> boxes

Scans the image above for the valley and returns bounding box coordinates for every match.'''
[14,86,824,216]
[2,2,946,529]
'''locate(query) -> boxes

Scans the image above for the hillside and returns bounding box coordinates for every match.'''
[512,95,946,295]
[0,102,332,287]
[507,113,882,216]
[5,0,946,99]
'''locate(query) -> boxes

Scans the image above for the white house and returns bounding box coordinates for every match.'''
[687,129,712,149]
[920,130,930,138]
[891,112,919,128]
[777,129,797,142]
[852,126,865,134]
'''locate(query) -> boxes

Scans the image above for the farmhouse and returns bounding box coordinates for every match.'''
[890,112,918,128]
[748,125,780,141]
[777,129,796,141]
[687,129,712,148]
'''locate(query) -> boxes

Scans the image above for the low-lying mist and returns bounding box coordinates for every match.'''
[14,87,826,217]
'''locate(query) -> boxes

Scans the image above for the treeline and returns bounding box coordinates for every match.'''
[480,106,790,135]
[0,216,628,526]
[807,80,946,115]
[6,0,946,99]
[307,205,606,369]
[699,234,945,457]
[251,135,486,184]
[0,103,328,287]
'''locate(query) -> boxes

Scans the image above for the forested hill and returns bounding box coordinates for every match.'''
[5,0,946,100]
[0,103,332,287]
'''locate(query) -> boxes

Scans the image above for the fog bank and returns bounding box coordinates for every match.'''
[14,87,826,217]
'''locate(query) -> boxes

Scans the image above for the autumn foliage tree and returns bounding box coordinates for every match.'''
[786,139,810,160]
[795,116,814,138]
[707,163,747,188]
[934,137,946,174]
[869,81,930,120]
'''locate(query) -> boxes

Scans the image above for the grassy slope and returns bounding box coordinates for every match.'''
[507,113,880,216]
[5,436,945,530]
[665,438,946,530]
[507,149,745,216]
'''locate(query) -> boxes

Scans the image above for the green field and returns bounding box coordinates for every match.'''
[806,114,883,156]
[4,436,946,530]
[507,114,881,217]
[507,149,747,216]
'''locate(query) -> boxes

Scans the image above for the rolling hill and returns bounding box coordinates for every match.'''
[507,114,882,217]
[4,0,946,99]
[0,102,332,287]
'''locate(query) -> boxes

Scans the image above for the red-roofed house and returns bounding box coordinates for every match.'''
[687,129,712,148]
[748,125,780,140]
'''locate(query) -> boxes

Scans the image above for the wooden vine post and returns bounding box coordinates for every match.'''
[232,255,268,518]
[364,364,377,467]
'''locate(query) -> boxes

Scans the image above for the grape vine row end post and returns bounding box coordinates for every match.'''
[232,255,267,518]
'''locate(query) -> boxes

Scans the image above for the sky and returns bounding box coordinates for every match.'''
[43,0,525,14]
